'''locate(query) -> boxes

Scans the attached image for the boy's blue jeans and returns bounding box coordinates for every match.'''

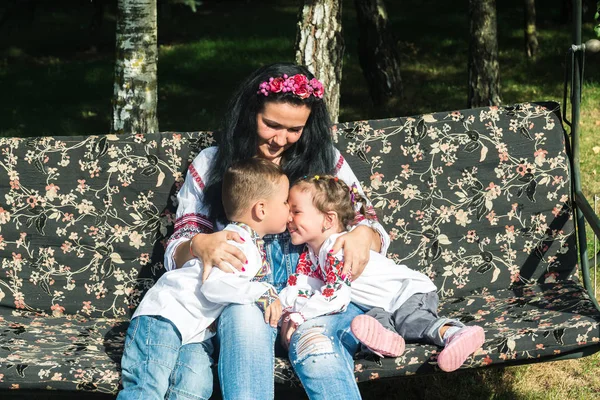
[118,315,214,400]
[217,232,363,400]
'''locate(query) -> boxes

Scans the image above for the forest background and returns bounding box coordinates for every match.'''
[1,0,600,398]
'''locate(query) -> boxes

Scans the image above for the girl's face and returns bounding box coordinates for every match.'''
[287,185,328,251]
[256,101,311,164]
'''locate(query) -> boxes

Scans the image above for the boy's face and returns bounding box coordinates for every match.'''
[287,185,326,248]
[264,175,291,235]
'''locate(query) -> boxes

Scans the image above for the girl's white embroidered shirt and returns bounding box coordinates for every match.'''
[279,233,437,325]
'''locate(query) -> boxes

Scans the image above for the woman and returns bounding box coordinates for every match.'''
[164,63,390,399]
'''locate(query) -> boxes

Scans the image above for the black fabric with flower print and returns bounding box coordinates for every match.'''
[1,102,599,393]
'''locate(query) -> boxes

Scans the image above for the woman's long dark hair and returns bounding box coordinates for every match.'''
[205,63,337,224]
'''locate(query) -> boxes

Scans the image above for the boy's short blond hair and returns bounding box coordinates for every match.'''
[222,158,286,221]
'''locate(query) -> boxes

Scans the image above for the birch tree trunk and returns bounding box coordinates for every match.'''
[468,0,501,108]
[524,0,538,58]
[354,0,402,108]
[112,0,158,134]
[295,0,344,122]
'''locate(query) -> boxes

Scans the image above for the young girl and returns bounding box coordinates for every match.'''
[280,175,485,372]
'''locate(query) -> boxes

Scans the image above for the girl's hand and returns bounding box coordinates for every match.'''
[280,313,296,350]
[187,231,247,280]
[264,299,282,328]
[330,225,380,279]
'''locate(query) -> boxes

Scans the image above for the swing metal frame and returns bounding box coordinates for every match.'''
[566,0,600,313]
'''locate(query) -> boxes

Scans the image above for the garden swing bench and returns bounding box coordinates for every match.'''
[1,0,600,397]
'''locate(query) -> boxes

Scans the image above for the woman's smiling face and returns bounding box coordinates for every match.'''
[256,101,311,164]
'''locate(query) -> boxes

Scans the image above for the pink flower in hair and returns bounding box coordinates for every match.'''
[269,77,285,93]
[258,73,324,99]
[294,82,311,99]
[291,74,309,88]
[310,78,324,98]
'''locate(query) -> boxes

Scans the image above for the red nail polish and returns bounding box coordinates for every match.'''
[240,237,245,242]
[329,249,333,253]
[245,260,248,264]
[242,267,246,272]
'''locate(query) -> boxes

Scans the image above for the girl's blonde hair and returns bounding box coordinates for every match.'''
[292,175,372,230]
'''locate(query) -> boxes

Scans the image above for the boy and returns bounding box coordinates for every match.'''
[118,158,289,400]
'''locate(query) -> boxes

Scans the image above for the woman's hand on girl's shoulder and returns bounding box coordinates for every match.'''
[329,226,373,279]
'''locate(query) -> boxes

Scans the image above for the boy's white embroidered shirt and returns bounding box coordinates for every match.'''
[200,225,276,306]
[164,146,391,272]
[279,233,437,324]
[134,224,274,345]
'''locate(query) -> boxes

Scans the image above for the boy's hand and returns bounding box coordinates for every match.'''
[264,299,282,328]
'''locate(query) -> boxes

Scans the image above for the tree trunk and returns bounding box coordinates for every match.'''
[112,0,158,134]
[354,0,402,108]
[524,0,538,58]
[295,0,344,122]
[468,0,501,108]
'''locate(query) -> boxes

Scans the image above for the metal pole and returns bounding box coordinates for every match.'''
[571,0,597,307]
[595,195,598,296]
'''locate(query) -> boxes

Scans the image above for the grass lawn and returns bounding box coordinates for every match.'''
[1,0,600,399]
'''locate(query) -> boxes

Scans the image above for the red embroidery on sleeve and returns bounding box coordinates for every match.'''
[188,164,205,190]
[296,251,313,275]
[334,154,344,174]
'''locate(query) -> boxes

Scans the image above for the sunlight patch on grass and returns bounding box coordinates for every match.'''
[580,86,600,196]
[160,37,293,69]
[402,63,463,78]
[80,110,98,118]
[4,46,27,58]
[509,356,600,399]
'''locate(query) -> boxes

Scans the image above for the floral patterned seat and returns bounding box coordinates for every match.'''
[1,101,599,394]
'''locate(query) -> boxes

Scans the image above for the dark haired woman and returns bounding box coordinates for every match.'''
[164,63,390,399]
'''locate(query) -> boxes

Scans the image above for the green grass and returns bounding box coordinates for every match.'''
[2,0,600,399]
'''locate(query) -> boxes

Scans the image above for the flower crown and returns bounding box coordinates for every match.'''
[258,74,324,99]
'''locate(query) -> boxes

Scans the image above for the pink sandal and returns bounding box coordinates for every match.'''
[437,326,485,372]
[351,315,405,357]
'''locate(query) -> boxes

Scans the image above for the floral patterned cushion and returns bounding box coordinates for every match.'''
[333,102,577,297]
[1,281,598,391]
[0,133,215,317]
[1,101,599,393]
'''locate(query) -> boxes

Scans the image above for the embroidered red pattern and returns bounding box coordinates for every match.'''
[334,154,344,174]
[287,275,298,286]
[296,251,324,280]
[188,164,205,190]
[325,254,352,285]
[174,213,213,233]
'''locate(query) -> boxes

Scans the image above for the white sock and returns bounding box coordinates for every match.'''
[442,326,462,345]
